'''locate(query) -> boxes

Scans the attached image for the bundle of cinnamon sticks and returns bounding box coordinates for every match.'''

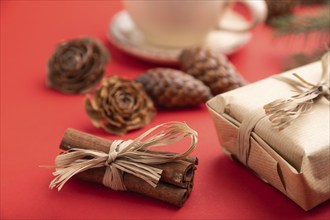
[56,127,198,207]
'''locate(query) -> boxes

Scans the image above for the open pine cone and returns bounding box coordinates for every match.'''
[179,47,246,96]
[47,37,109,94]
[135,68,212,108]
[85,76,156,136]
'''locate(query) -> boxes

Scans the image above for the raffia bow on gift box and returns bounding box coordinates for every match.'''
[207,51,330,210]
[264,52,329,130]
[237,52,329,165]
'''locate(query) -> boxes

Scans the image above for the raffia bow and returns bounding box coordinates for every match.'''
[49,121,198,191]
[264,52,330,130]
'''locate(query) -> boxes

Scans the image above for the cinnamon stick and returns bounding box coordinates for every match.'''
[152,161,194,188]
[58,128,198,207]
[60,128,196,188]
[75,167,190,207]
[60,128,198,164]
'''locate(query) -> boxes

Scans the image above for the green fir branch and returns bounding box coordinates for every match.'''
[270,5,329,69]
[270,8,330,36]
[283,47,329,70]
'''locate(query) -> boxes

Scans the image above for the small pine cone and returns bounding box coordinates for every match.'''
[179,47,246,96]
[266,0,297,23]
[47,37,109,94]
[85,76,156,136]
[134,68,212,108]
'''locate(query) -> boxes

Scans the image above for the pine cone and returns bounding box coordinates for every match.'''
[266,0,297,23]
[179,47,246,96]
[47,37,109,94]
[134,68,212,108]
[85,76,156,136]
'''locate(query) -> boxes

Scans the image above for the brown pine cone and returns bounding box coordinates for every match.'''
[85,76,156,136]
[47,37,109,94]
[179,47,246,96]
[134,68,212,108]
[266,0,297,23]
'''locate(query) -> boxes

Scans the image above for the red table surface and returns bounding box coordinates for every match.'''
[1,1,329,219]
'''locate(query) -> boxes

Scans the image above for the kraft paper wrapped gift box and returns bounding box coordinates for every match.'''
[206,59,330,210]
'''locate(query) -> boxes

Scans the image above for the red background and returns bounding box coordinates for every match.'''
[1,1,329,219]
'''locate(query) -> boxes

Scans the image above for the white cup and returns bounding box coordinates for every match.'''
[123,0,267,48]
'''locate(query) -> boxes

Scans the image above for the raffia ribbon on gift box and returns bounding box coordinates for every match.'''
[264,52,330,130]
[237,52,329,166]
[49,122,197,191]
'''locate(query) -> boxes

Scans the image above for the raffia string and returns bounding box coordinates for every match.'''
[49,121,198,191]
[263,52,330,130]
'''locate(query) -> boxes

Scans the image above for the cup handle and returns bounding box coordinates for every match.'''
[217,0,268,32]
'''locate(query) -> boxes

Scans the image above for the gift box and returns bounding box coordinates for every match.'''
[206,58,330,210]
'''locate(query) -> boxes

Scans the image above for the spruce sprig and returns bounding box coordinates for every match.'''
[270,8,329,36]
[270,5,329,70]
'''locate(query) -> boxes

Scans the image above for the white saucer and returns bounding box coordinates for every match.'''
[108,10,252,64]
